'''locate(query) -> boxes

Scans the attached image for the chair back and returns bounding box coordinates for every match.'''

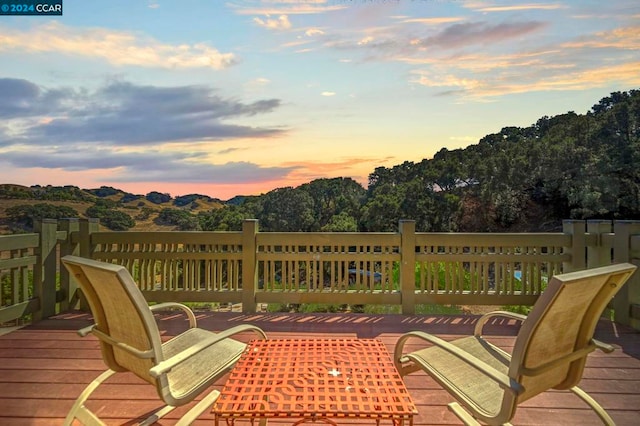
[509,263,636,401]
[62,255,164,385]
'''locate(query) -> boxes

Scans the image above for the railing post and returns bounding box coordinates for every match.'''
[399,220,416,315]
[59,218,80,312]
[33,219,58,321]
[242,219,258,313]
[78,218,99,258]
[562,220,586,272]
[586,220,612,268]
[76,218,99,311]
[612,221,640,327]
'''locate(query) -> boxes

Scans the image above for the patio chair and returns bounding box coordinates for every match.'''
[394,263,637,426]
[61,255,267,426]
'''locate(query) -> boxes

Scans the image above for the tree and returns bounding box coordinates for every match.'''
[199,205,250,231]
[359,185,402,232]
[321,212,358,232]
[158,208,201,231]
[299,177,365,230]
[258,187,315,231]
[6,203,79,230]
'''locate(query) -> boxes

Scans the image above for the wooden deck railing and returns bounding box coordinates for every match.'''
[1,219,640,328]
[0,219,72,323]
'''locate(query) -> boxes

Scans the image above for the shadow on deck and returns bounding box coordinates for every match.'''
[1,311,639,425]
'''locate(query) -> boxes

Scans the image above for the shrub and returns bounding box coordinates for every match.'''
[86,201,135,231]
[88,186,119,197]
[99,210,135,231]
[121,193,143,203]
[158,208,201,231]
[146,191,171,204]
[6,203,79,230]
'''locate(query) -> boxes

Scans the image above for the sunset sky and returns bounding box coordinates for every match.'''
[1,0,639,200]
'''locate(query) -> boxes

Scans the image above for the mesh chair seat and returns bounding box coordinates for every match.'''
[164,328,246,402]
[408,335,511,418]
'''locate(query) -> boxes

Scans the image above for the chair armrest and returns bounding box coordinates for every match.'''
[593,339,615,353]
[519,343,599,377]
[77,324,95,337]
[150,302,197,328]
[79,325,155,358]
[149,324,267,378]
[395,331,524,395]
[474,311,527,336]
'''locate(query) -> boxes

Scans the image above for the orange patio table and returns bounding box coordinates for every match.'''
[213,338,417,425]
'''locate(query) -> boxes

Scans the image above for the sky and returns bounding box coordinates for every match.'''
[1,0,639,200]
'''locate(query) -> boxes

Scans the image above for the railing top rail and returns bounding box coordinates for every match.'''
[91,231,243,244]
[257,232,401,245]
[0,233,39,251]
[416,233,570,246]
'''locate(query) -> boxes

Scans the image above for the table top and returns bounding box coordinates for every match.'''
[213,338,417,422]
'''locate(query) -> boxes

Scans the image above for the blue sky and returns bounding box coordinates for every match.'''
[1,0,639,199]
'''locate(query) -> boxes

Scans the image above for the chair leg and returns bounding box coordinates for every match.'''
[447,402,482,426]
[570,386,615,426]
[65,371,221,426]
[64,369,117,426]
[138,404,177,426]
[174,389,221,426]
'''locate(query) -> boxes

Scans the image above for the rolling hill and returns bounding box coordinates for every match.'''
[0,184,226,234]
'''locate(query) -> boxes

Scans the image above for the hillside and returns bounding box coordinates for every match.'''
[0,185,225,234]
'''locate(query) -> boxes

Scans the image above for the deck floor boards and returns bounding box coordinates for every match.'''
[1,311,639,425]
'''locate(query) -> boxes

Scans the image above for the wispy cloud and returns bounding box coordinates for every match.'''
[418,21,547,49]
[305,28,325,36]
[282,39,314,49]
[400,49,563,70]
[0,148,298,184]
[475,3,568,12]
[117,160,298,184]
[254,14,292,30]
[245,77,272,90]
[410,60,640,99]
[410,72,482,92]
[403,18,640,100]
[218,147,246,155]
[0,22,236,69]
[229,0,346,15]
[317,19,546,58]
[561,26,640,50]
[400,17,466,25]
[307,10,639,101]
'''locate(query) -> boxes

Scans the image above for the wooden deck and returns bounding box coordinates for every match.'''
[1,311,639,425]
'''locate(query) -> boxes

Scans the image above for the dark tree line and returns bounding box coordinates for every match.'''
[197,177,365,232]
